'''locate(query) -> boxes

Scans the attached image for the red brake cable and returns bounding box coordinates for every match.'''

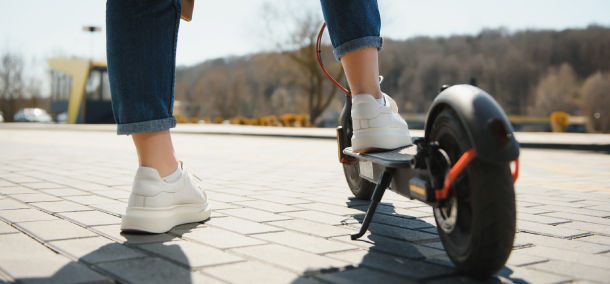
[316,23,351,98]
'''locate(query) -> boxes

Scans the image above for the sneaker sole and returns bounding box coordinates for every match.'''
[121,202,211,233]
[352,128,412,153]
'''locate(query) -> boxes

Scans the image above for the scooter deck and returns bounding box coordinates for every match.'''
[343,144,418,169]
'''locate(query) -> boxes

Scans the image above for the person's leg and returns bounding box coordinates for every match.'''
[320,0,383,99]
[131,131,179,177]
[340,47,382,99]
[106,0,211,233]
[107,0,180,176]
[320,0,411,152]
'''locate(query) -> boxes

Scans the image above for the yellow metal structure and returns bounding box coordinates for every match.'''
[47,58,108,124]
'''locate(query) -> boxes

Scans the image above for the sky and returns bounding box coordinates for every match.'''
[1,0,609,96]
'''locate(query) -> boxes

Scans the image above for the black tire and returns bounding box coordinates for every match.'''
[430,108,516,278]
[343,161,376,200]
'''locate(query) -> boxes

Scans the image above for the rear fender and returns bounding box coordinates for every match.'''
[424,85,519,162]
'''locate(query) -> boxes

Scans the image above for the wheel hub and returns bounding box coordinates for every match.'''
[435,194,458,233]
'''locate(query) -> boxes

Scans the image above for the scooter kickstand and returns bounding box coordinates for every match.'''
[351,168,396,240]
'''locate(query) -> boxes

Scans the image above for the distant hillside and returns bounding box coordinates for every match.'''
[175,25,610,131]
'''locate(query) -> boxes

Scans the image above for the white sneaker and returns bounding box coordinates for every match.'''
[121,162,211,233]
[351,93,412,153]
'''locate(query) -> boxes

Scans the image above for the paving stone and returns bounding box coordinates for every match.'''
[210,187,262,197]
[21,182,65,189]
[91,225,179,245]
[232,200,303,213]
[314,268,414,284]
[425,275,503,284]
[332,233,446,260]
[249,194,314,205]
[231,244,350,275]
[58,211,122,227]
[209,200,239,210]
[2,177,43,183]
[90,203,127,216]
[90,190,131,200]
[16,219,97,241]
[542,211,610,226]
[203,261,306,284]
[517,206,554,215]
[348,222,440,242]
[262,190,317,199]
[49,237,145,264]
[301,195,369,207]
[506,251,549,267]
[8,193,62,203]
[218,208,292,222]
[533,205,610,218]
[584,205,610,212]
[282,210,358,225]
[328,250,457,281]
[575,235,610,246]
[516,212,571,225]
[517,246,610,269]
[294,202,364,216]
[529,260,610,283]
[0,186,38,195]
[0,208,58,223]
[39,188,90,197]
[96,257,223,284]
[0,221,18,234]
[0,180,17,187]
[0,233,57,260]
[253,231,358,254]
[354,213,435,230]
[267,219,354,238]
[517,220,589,238]
[181,227,266,249]
[206,192,254,203]
[136,240,244,268]
[352,204,433,219]
[63,195,122,205]
[69,183,115,192]
[555,221,610,236]
[230,183,275,192]
[514,232,610,254]
[169,223,208,235]
[0,199,29,210]
[0,254,112,284]
[30,201,93,213]
[205,216,283,235]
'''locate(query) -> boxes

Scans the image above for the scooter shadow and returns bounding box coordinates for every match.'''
[309,199,527,284]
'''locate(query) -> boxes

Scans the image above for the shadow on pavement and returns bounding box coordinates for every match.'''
[306,200,530,284]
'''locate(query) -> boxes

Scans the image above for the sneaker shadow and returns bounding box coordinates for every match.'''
[299,199,528,284]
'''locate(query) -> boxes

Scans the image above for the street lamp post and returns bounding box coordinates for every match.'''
[82,26,101,61]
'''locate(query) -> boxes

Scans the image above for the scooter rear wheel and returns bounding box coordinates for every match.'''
[430,108,516,278]
[343,161,376,200]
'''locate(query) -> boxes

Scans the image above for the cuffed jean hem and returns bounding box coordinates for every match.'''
[116,117,177,135]
[333,36,383,61]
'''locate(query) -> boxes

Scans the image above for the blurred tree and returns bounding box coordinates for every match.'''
[581,72,610,133]
[258,2,344,125]
[532,63,579,116]
[0,52,25,121]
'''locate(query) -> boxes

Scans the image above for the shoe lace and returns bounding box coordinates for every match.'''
[183,165,207,201]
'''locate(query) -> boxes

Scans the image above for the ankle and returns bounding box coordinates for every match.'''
[140,159,180,177]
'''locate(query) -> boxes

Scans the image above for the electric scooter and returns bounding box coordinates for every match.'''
[316,24,520,278]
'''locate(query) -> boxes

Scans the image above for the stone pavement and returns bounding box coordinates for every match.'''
[0,128,609,284]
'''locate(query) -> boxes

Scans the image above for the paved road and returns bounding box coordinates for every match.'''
[0,129,609,284]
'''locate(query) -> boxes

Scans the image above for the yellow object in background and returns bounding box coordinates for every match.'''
[550,111,570,132]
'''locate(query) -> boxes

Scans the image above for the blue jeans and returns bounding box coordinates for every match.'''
[106,0,382,135]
